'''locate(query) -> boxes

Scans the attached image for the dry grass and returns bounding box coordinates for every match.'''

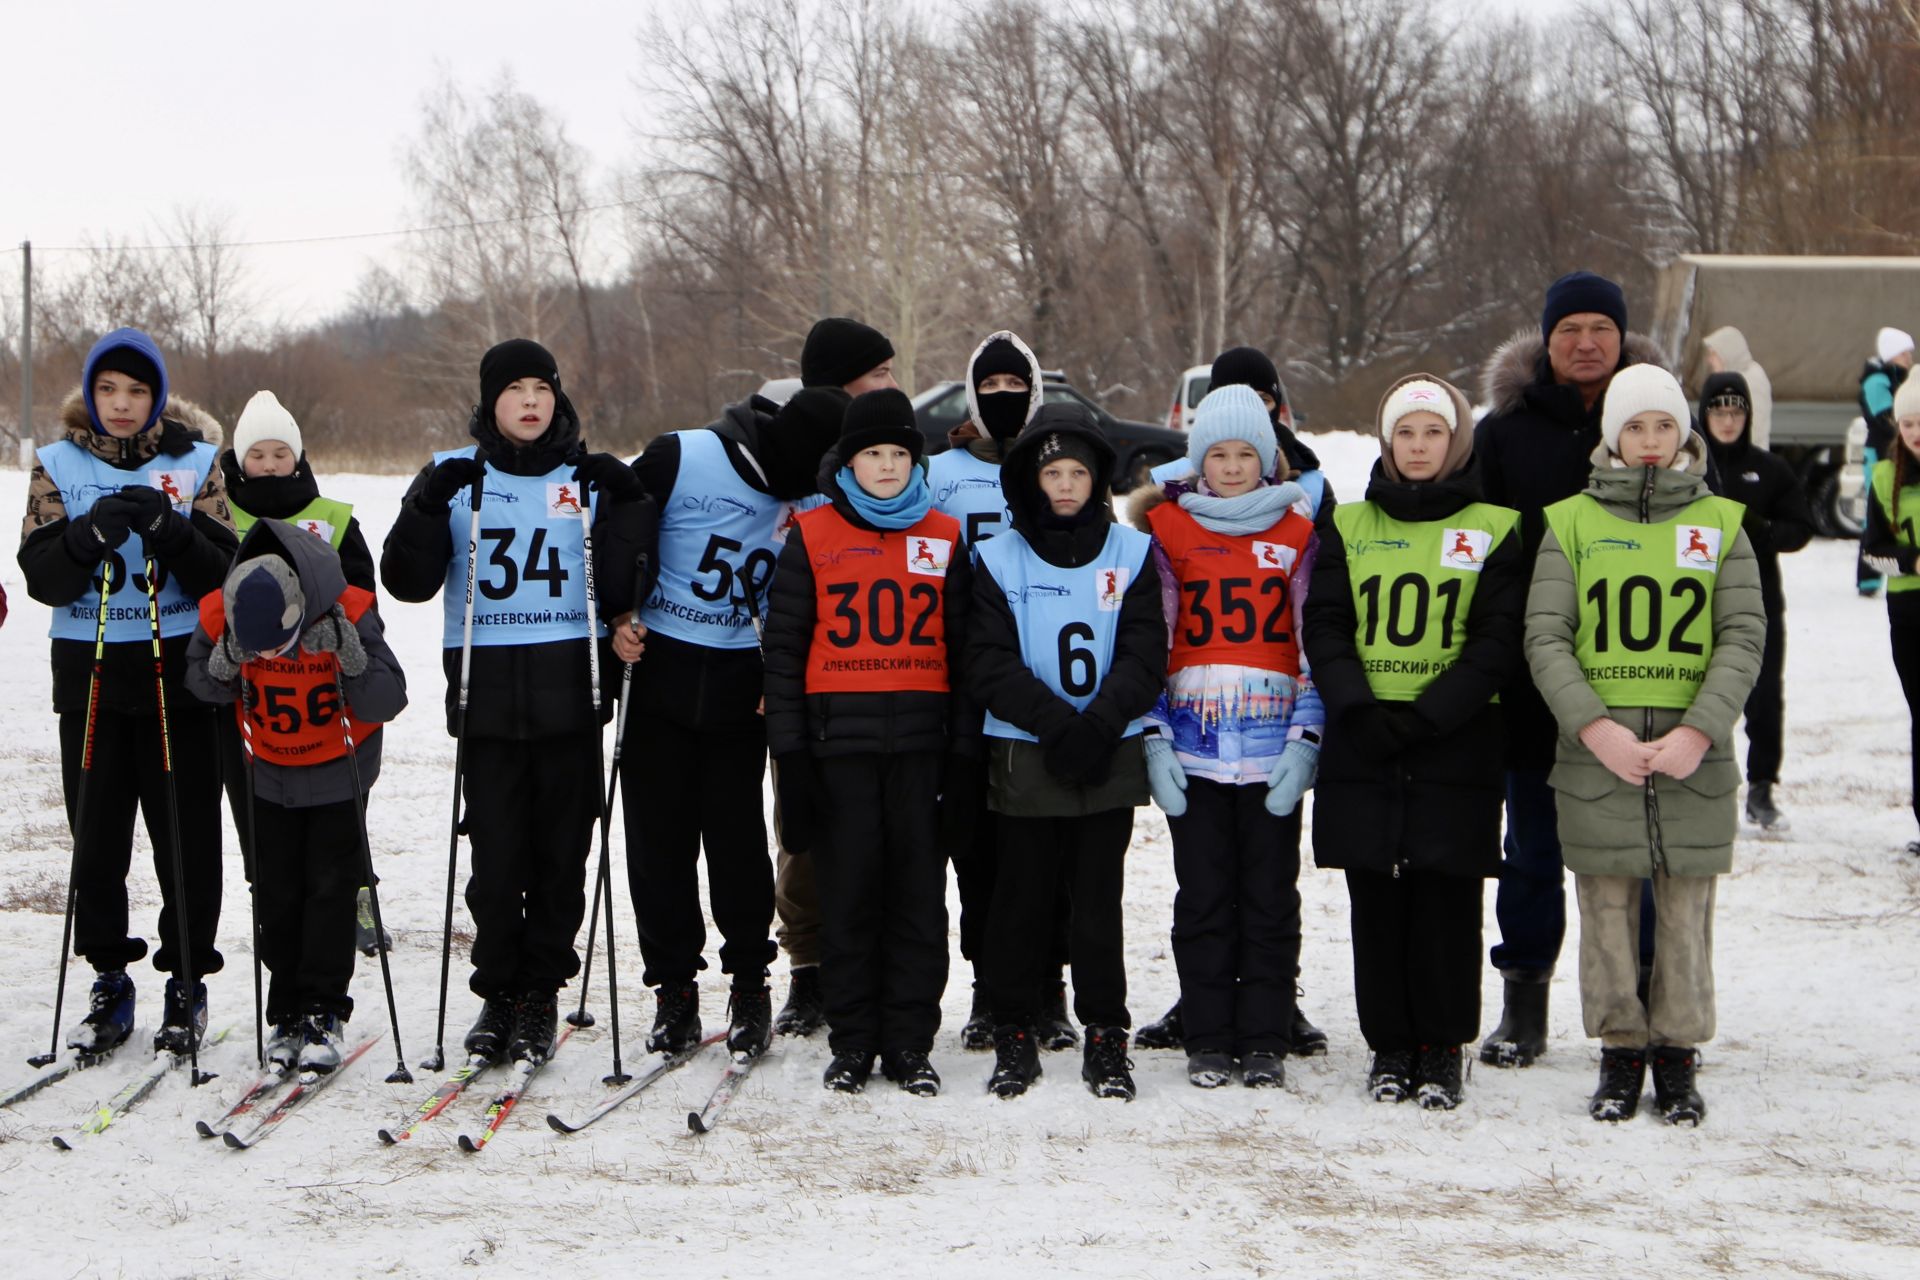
[0,871,69,914]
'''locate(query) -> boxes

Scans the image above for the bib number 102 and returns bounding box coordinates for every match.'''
[1584,575,1707,656]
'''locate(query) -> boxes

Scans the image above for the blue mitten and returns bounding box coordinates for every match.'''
[1264,739,1319,817]
[1144,736,1188,817]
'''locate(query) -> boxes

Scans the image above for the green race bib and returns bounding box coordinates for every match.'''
[232,495,353,551]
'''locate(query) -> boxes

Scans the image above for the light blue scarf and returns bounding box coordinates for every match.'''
[838,465,933,530]
[1177,479,1306,535]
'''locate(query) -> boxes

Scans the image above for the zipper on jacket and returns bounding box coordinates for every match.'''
[1638,464,1655,524]
[1642,707,1668,876]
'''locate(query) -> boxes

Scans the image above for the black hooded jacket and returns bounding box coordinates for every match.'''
[1701,372,1812,620]
[379,402,650,740]
[221,450,376,594]
[965,406,1167,750]
[761,458,976,759]
[1302,457,1524,877]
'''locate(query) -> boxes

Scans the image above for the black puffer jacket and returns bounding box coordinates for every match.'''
[221,450,376,593]
[761,461,975,758]
[1701,372,1813,620]
[380,403,650,740]
[1302,458,1525,877]
[966,405,1167,814]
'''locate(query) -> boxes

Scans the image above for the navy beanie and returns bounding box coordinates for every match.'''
[1541,271,1628,341]
[227,557,305,655]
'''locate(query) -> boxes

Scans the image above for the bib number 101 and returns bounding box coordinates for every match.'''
[1357,573,1464,649]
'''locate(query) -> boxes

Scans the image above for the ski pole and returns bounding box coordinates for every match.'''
[425,469,486,1073]
[238,709,265,1070]
[334,667,414,1084]
[144,556,211,1087]
[30,563,113,1069]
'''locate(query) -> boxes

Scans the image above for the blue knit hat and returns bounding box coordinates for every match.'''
[226,556,305,655]
[1187,384,1278,477]
[1541,271,1627,342]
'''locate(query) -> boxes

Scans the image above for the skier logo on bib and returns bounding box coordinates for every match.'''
[1676,525,1721,570]
[1439,527,1493,573]
[157,472,186,504]
[548,482,584,516]
[914,539,938,569]
[1097,565,1130,611]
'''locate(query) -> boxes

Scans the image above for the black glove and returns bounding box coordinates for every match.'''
[936,751,986,865]
[117,485,187,549]
[773,752,821,855]
[1340,703,1424,760]
[1042,714,1119,787]
[65,494,139,557]
[572,453,643,502]
[418,456,487,509]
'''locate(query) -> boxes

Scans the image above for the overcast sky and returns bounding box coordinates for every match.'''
[4,0,1579,331]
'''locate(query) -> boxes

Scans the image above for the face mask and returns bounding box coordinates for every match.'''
[978,390,1030,442]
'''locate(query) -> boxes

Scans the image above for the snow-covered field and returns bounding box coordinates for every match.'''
[2,433,1917,1279]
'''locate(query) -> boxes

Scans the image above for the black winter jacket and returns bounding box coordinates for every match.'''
[379,405,650,740]
[761,463,976,759]
[1701,373,1813,621]
[18,396,239,715]
[1861,445,1920,624]
[221,450,376,594]
[966,406,1167,812]
[1302,459,1525,877]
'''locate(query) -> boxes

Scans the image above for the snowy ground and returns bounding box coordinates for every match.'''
[1,434,1917,1279]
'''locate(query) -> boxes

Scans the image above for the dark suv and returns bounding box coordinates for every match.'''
[912,372,1187,492]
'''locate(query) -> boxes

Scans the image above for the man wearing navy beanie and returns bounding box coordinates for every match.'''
[1470,269,1664,1073]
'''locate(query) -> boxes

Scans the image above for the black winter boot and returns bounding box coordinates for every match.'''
[1368,1049,1416,1103]
[1589,1046,1647,1122]
[509,991,559,1064]
[823,1049,874,1093]
[1650,1045,1706,1126]
[1240,1051,1285,1089]
[1414,1044,1465,1110]
[1186,1049,1233,1088]
[1037,979,1078,1050]
[774,967,824,1037]
[647,982,701,1054]
[881,1050,941,1097]
[464,996,515,1061]
[1290,998,1328,1056]
[988,1024,1041,1098]
[1133,1000,1184,1050]
[1478,972,1550,1067]
[1745,784,1787,831]
[154,978,208,1055]
[1081,1026,1135,1100]
[66,969,135,1056]
[960,984,995,1051]
[727,985,773,1061]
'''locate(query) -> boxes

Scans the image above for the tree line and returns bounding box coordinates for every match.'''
[3,0,1917,468]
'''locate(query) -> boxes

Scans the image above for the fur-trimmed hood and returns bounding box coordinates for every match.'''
[59,386,225,459]
[1479,327,1667,419]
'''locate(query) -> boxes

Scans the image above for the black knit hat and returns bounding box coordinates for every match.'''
[971,337,1031,389]
[1209,345,1285,407]
[838,388,923,462]
[93,346,163,395]
[480,338,562,419]
[1541,271,1628,341]
[801,317,895,389]
[1700,371,1751,416]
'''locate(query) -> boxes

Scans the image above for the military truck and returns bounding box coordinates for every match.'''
[1650,254,1920,536]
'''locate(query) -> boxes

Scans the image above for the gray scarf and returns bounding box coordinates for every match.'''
[1176,480,1306,535]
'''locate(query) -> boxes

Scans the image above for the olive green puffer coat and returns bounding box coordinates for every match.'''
[1524,439,1767,877]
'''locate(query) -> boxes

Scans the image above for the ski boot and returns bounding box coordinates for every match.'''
[1186,1049,1233,1089]
[65,969,135,1056]
[1651,1046,1706,1126]
[298,1013,346,1075]
[1415,1044,1465,1111]
[508,991,558,1064]
[881,1050,941,1097]
[463,995,515,1062]
[154,977,208,1055]
[960,984,995,1051]
[1081,1026,1135,1100]
[1241,1051,1285,1089]
[1745,784,1788,832]
[355,886,393,956]
[727,985,773,1061]
[1589,1046,1647,1122]
[1368,1049,1416,1103]
[988,1024,1040,1098]
[647,982,701,1054]
[1036,979,1078,1051]
[265,1018,303,1073]
[1133,1000,1184,1050]
[773,967,824,1037]
[822,1049,874,1094]
[1479,971,1550,1067]
[1290,998,1329,1056]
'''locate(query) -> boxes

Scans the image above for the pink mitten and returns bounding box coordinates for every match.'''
[1647,725,1711,780]
[1579,718,1654,783]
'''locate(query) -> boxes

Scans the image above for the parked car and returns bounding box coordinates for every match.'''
[912,371,1186,491]
[1163,364,1299,432]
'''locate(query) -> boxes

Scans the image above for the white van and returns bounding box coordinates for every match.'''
[1164,365,1211,431]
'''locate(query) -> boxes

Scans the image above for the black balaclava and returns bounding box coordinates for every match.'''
[972,338,1033,443]
[758,387,851,499]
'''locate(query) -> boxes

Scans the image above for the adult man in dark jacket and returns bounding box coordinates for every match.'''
[1471,271,1668,1068]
